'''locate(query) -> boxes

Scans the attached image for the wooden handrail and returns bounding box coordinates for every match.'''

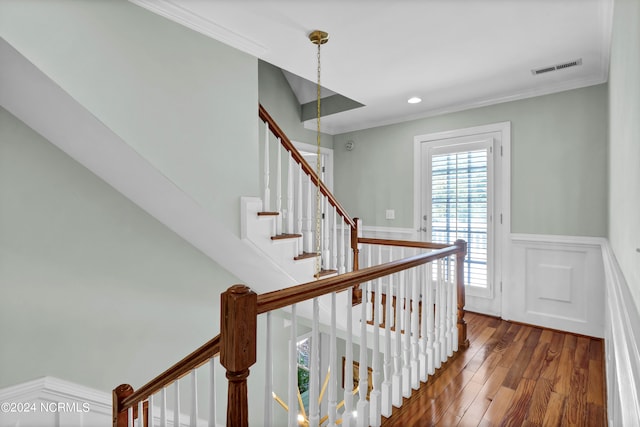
[358,237,450,250]
[257,243,463,314]
[259,104,355,229]
[117,334,221,412]
[113,239,467,427]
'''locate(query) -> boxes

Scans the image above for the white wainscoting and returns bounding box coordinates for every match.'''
[506,234,605,338]
[602,241,640,427]
[361,225,419,241]
[0,377,111,427]
[0,377,213,427]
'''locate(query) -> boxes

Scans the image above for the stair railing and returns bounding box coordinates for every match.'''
[113,239,467,427]
[259,104,358,276]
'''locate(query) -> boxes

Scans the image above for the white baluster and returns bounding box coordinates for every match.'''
[328,293,338,427]
[427,261,436,374]
[276,140,283,235]
[309,298,320,427]
[411,266,420,390]
[190,370,197,427]
[377,246,384,323]
[174,380,181,427]
[288,305,298,427]
[264,312,273,427]
[419,263,428,382]
[392,252,403,408]
[356,282,369,427]
[128,407,133,427]
[138,400,144,427]
[287,151,294,235]
[322,197,330,270]
[338,218,346,274]
[304,175,313,254]
[343,287,355,427]
[381,249,393,417]
[433,259,442,369]
[449,255,457,356]
[452,256,459,353]
[160,388,167,427]
[370,276,381,427]
[366,247,373,322]
[209,359,217,427]
[332,206,338,271]
[149,394,155,427]
[439,259,448,363]
[263,123,270,211]
[296,163,304,255]
[444,257,453,358]
[402,250,411,398]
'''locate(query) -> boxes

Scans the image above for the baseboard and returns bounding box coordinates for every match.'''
[601,242,640,426]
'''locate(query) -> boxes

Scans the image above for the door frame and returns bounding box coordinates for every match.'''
[413,122,511,317]
[293,141,334,192]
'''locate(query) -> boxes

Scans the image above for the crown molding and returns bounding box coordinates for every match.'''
[128,0,268,58]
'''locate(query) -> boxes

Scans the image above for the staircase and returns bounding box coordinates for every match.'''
[241,196,338,284]
[112,106,469,427]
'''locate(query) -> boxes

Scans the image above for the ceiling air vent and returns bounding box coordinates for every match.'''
[531,58,582,76]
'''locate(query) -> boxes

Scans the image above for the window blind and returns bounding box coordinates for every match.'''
[431,148,488,288]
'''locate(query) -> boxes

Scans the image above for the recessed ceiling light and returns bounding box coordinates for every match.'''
[408,97,422,104]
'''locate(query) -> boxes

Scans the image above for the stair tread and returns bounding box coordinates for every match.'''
[294,252,318,261]
[271,233,303,240]
[258,211,279,216]
[314,269,338,278]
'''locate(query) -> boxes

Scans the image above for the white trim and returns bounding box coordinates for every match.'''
[361,226,416,236]
[601,241,640,427]
[414,121,511,315]
[510,233,606,247]
[127,0,268,58]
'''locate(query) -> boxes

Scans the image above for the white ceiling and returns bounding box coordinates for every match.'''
[130,0,613,135]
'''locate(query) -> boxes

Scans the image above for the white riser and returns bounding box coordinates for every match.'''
[242,197,318,284]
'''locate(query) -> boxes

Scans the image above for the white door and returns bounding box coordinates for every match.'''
[417,127,508,317]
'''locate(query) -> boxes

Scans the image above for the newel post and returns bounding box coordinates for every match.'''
[112,384,133,427]
[221,284,257,427]
[455,239,470,348]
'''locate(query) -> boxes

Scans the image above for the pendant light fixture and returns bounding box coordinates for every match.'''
[309,30,328,277]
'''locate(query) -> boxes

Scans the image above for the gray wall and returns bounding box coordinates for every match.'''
[0,0,259,235]
[333,84,608,237]
[609,0,640,310]
[0,108,238,394]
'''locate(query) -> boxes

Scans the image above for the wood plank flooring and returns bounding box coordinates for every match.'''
[381,312,606,427]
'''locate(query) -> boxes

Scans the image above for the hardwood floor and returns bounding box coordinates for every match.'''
[381,312,606,427]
